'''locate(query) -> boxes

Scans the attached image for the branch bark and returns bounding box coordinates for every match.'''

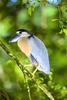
[0,40,55,100]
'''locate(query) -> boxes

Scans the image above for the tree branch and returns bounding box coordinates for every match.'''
[0,40,55,100]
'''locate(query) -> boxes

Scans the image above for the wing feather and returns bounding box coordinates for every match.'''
[30,36,50,74]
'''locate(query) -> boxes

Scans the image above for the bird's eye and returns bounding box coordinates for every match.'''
[19,31,22,34]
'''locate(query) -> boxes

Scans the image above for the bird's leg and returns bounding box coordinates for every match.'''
[32,64,40,76]
[24,64,40,78]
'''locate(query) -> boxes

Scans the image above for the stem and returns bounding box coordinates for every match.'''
[24,73,32,100]
[0,89,10,100]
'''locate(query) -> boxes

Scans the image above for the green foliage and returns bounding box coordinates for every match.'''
[0,0,67,100]
[28,4,35,15]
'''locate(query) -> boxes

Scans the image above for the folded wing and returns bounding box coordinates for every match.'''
[29,36,50,74]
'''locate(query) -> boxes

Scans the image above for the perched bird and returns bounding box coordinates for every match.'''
[9,29,50,74]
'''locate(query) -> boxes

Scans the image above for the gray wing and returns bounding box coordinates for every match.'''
[30,36,50,74]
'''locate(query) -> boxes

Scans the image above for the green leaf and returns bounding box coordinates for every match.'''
[28,4,34,15]
[63,29,67,35]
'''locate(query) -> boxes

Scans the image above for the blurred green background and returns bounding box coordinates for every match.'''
[0,0,67,100]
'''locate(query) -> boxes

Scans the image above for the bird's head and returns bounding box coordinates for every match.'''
[9,29,32,42]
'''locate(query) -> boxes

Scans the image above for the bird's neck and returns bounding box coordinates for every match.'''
[17,37,30,57]
[28,34,33,39]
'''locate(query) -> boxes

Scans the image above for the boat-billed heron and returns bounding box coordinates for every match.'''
[9,29,50,74]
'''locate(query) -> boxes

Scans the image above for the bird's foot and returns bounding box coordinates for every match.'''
[32,64,40,78]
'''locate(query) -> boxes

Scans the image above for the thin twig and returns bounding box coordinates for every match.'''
[0,89,10,100]
[24,73,32,100]
[0,40,55,100]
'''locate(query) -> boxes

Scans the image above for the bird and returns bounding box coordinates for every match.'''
[9,29,50,75]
